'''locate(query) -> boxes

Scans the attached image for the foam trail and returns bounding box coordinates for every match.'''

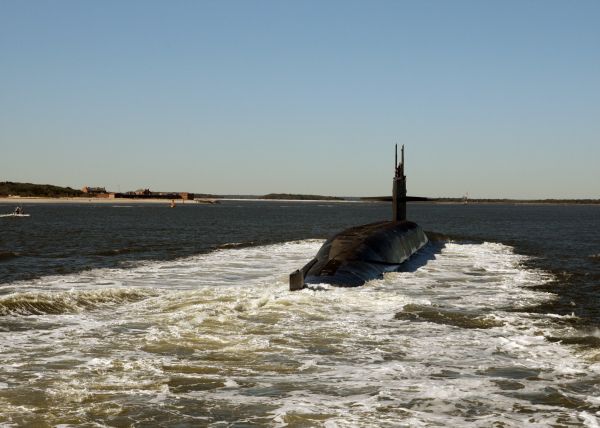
[0,240,599,426]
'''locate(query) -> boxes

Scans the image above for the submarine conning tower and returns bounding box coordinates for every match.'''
[393,144,407,222]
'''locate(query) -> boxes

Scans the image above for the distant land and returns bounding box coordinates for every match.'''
[0,181,84,198]
[0,182,219,201]
[360,196,600,204]
[262,193,345,201]
[0,182,598,204]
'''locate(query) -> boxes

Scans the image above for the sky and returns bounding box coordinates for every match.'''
[1,0,598,198]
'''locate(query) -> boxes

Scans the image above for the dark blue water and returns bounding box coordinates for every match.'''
[1,201,599,325]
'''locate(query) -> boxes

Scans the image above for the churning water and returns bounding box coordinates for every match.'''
[1,201,599,426]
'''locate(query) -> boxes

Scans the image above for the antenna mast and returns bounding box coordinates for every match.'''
[392,144,407,222]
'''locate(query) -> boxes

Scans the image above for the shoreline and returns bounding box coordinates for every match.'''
[0,197,359,205]
[0,197,216,205]
[1,197,598,206]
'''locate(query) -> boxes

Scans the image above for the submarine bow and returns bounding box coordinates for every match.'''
[290,145,428,290]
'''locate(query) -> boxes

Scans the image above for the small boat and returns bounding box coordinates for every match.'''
[170,200,176,208]
[1,207,30,218]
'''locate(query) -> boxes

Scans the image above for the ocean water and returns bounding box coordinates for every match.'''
[0,201,599,426]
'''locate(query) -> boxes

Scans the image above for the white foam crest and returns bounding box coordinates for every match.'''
[1,240,322,294]
[0,287,156,316]
[385,242,554,313]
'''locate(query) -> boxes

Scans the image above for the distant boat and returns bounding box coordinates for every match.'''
[1,207,30,217]
[170,200,176,208]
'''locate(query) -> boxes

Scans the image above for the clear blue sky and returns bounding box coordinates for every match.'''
[1,0,598,198]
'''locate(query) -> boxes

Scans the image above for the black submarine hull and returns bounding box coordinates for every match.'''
[290,221,428,289]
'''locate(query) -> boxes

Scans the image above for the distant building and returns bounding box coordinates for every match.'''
[108,189,195,200]
[82,186,107,195]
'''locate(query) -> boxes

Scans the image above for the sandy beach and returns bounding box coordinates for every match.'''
[0,197,216,205]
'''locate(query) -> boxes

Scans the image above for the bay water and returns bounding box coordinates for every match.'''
[1,201,599,426]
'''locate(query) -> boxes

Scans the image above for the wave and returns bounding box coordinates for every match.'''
[424,230,452,242]
[0,288,157,316]
[216,241,259,250]
[395,303,505,329]
[547,335,600,348]
[0,251,19,262]
[93,247,153,257]
[93,239,292,258]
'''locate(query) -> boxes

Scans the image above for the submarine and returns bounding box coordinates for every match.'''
[289,145,428,290]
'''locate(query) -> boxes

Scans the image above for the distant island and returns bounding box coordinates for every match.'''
[428,197,600,205]
[0,182,218,201]
[362,196,600,204]
[361,196,430,202]
[0,181,84,198]
[262,193,345,201]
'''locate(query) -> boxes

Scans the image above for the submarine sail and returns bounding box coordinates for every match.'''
[289,145,428,290]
